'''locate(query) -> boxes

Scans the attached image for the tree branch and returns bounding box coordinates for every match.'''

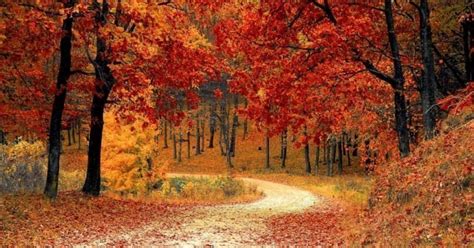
[359,59,398,88]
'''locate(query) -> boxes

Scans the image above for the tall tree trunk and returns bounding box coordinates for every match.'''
[265,134,270,169]
[304,127,311,174]
[208,106,216,148]
[163,120,168,148]
[314,146,320,175]
[71,124,76,144]
[172,131,177,160]
[178,130,182,162]
[195,118,201,155]
[82,1,115,196]
[385,0,410,157]
[229,96,238,157]
[329,137,336,177]
[77,118,81,150]
[242,98,248,140]
[337,136,343,175]
[200,120,205,153]
[83,88,109,196]
[417,0,438,139]
[67,128,72,146]
[462,16,474,81]
[44,10,74,199]
[187,131,191,159]
[280,130,287,168]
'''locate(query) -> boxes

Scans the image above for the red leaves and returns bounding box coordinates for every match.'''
[0,192,191,246]
[213,89,223,99]
[258,203,344,246]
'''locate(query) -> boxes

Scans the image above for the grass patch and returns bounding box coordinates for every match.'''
[105,176,262,205]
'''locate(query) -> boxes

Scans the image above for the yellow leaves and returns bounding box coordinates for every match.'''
[177,26,212,49]
[101,112,165,195]
[257,88,266,100]
[0,140,45,161]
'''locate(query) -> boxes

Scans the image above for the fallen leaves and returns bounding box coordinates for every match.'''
[0,191,191,246]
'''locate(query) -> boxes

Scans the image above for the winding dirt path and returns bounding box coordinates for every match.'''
[87,176,319,246]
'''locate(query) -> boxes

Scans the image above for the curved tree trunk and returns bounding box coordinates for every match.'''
[44,10,74,199]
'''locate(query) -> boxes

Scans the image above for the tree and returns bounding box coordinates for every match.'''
[44,1,76,199]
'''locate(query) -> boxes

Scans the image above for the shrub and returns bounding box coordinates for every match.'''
[0,141,46,194]
[100,113,167,196]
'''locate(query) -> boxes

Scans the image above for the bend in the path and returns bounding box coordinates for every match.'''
[85,175,320,247]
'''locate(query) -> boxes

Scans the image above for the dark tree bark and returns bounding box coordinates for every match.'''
[163,121,169,148]
[67,128,72,146]
[229,96,238,157]
[304,127,311,174]
[200,120,205,153]
[337,137,343,175]
[44,7,74,199]
[327,137,336,177]
[462,15,474,82]
[178,130,182,162]
[314,145,320,175]
[242,98,248,140]
[187,131,191,159]
[172,130,177,160]
[413,0,438,139]
[348,1,411,157]
[265,135,270,169]
[71,124,76,144]
[208,104,217,148]
[82,0,115,196]
[280,130,287,168]
[77,118,81,150]
[195,118,201,155]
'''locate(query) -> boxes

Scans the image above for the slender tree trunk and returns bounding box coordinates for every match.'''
[172,130,177,160]
[163,121,168,148]
[187,131,191,159]
[304,127,311,174]
[315,146,320,175]
[178,130,182,162]
[229,96,238,157]
[337,137,343,175]
[346,138,352,167]
[280,130,287,168]
[200,120,205,153]
[329,137,336,177]
[209,107,216,148]
[265,135,270,169]
[77,118,81,150]
[195,118,201,155]
[242,98,248,140]
[67,128,72,146]
[44,11,74,199]
[71,124,76,144]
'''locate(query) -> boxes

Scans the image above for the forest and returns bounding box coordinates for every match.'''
[0,0,473,246]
